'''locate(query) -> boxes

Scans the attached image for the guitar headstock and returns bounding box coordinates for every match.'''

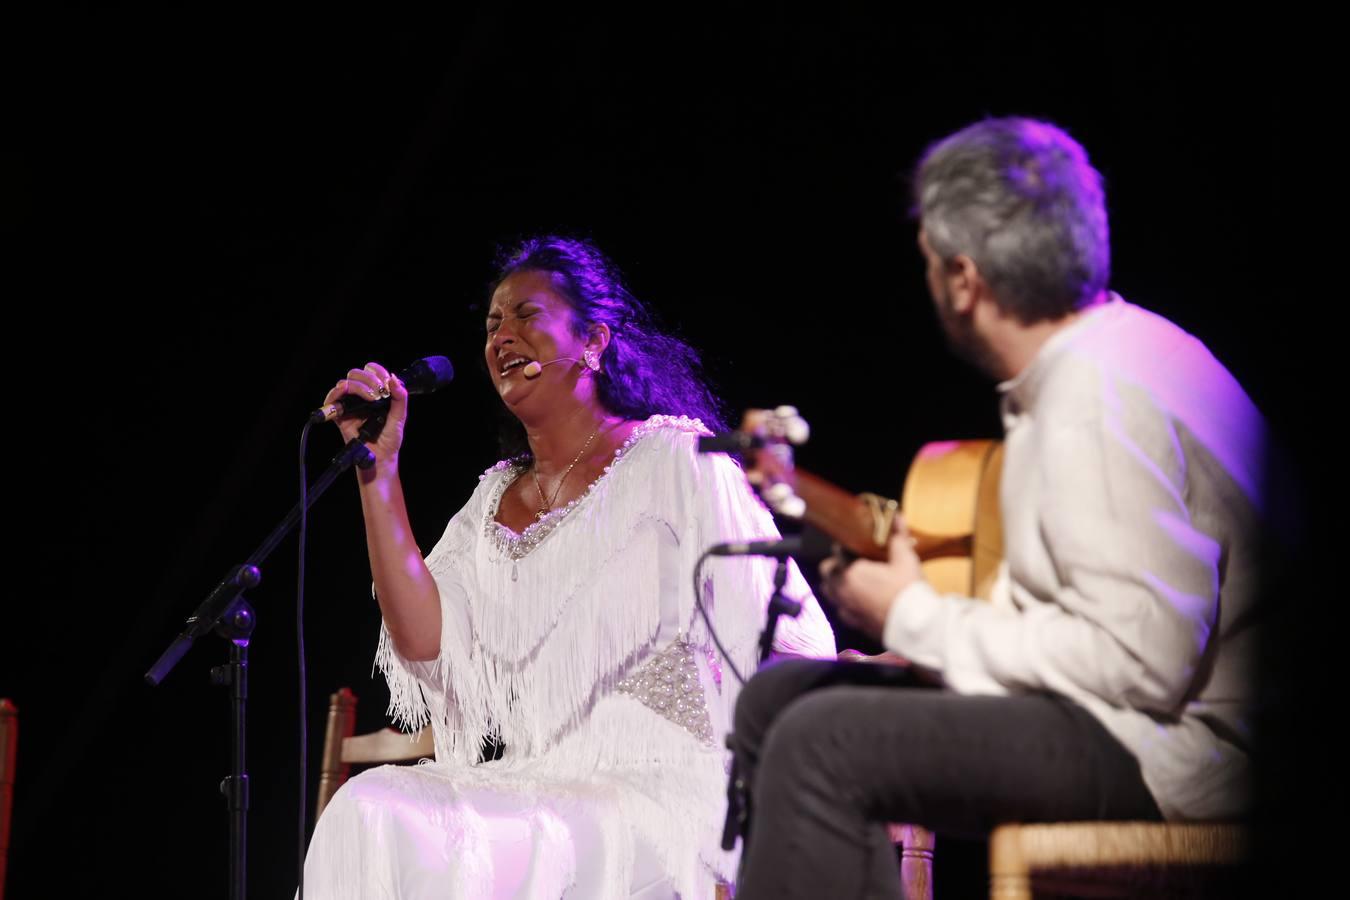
[738,406,810,519]
[740,405,810,446]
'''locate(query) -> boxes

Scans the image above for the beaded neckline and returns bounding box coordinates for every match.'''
[480,414,709,561]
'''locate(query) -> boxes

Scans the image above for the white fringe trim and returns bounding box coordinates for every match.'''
[362,415,836,894]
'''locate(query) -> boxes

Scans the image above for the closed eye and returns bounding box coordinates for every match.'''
[486,306,539,335]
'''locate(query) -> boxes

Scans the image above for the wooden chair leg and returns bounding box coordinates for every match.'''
[988,826,1031,900]
[315,688,358,821]
[0,699,16,900]
[891,824,935,900]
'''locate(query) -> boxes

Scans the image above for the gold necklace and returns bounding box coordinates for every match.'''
[531,424,602,519]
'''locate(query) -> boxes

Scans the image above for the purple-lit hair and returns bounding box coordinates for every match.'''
[915,117,1110,323]
[492,235,727,456]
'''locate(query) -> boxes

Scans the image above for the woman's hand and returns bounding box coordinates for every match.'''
[321,361,409,476]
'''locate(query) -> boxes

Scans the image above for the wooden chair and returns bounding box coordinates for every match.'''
[988,821,1248,898]
[890,823,936,900]
[1,699,17,900]
[314,687,434,821]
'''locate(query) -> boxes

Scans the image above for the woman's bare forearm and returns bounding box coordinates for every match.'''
[358,470,442,661]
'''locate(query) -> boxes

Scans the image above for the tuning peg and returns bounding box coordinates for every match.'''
[763,481,806,519]
[771,406,811,445]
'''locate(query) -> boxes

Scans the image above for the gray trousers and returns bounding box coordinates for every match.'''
[729,659,1162,899]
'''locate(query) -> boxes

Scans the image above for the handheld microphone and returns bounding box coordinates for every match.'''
[311,355,455,424]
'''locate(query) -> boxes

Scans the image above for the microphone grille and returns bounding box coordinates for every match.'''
[402,356,455,392]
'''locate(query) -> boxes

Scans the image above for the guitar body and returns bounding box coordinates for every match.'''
[901,440,1004,601]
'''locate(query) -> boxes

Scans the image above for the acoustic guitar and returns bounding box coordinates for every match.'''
[735,407,1006,601]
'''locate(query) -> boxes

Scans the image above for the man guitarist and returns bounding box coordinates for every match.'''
[730,117,1267,898]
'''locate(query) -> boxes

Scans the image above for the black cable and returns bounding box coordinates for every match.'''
[692,550,748,686]
[296,419,313,899]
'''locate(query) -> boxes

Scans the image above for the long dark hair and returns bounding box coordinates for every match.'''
[491,235,727,458]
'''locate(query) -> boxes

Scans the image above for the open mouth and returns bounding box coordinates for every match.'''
[499,354,534,377]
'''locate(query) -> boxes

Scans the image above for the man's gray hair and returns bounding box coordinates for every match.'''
[915,117,1110,322]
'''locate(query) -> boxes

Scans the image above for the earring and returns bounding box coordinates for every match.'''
[584,349,600,371]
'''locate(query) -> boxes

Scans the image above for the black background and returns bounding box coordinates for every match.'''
[4,7,1323,898]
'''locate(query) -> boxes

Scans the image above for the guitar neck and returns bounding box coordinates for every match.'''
[792,469,972,562]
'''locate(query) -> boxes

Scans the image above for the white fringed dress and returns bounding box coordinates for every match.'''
[301,415,836,899]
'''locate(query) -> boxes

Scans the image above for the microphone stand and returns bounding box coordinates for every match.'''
[720,557,801,855]
[145,414,385,900]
